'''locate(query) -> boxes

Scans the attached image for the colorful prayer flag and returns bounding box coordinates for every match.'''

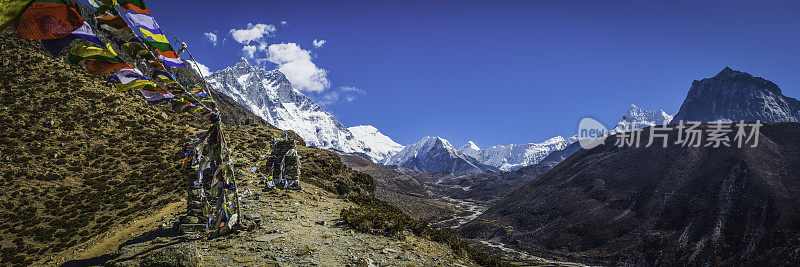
[0,0,35,31]
[67,43,124,65]
[159,54,186,68]
[140,87,174,105]
[124,12,158,31]
[83,59,131,76]
[113,68,147,84]
[16,0,84,40]
[115,78,154,91]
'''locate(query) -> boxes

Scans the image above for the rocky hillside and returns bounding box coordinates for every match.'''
[0,29,203,266]
[460,123,800,266]
[673,67,800,122]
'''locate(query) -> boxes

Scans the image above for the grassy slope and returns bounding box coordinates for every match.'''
[0,31,199,265]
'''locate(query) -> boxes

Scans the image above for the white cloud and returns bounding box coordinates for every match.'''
[266,43,330,92]
[229,23,276,44]
[318,91,339,106]
[312,39,326,48]
[187,60,211,77]
[203,32,217,47]
[242,45,258,58]
[339,86,364,94]
[318,86,364,106]
[280,21,288,26]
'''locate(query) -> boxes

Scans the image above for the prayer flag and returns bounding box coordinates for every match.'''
[118,0,149,15]
[16,0,84,39]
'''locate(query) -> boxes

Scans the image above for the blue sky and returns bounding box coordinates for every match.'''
[145,0,800,147]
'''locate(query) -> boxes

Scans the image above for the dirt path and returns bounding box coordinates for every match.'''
[39,201,185,266]
[80,201,185,260]
[100,183,477,266]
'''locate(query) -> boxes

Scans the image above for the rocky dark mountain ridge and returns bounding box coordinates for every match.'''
[673,67,800,122]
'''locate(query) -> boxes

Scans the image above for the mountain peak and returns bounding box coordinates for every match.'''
[463,141,480,151]
[235,57,252,68]
[615,104,674,131]
[347,125,404,162]
[674,68,799,122]
[714,66,745,78]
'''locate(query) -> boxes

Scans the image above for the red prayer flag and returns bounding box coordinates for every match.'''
[83,59,132,76]
[120,3,151,15]
[95,14,128,30]
[16,2,84,40]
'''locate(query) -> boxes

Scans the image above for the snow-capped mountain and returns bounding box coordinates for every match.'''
[207,58,369,154]
[458,136,579,171]
[383,136,495,173]
[542,104,673,164]
[613,104,674,132]
[673,67,800,122]
[459,141,481,160]
[347,125,404,163]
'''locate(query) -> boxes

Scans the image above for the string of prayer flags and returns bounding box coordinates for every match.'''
[0,0,34,31]
[125,11,186,67]
[15,0,84,40]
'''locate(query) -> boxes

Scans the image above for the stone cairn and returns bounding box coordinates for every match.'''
[180,167,214,233]
[264,136,301,190]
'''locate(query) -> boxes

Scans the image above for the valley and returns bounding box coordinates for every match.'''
[3,0,800,266]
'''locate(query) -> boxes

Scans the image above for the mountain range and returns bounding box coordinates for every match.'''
[206,58,402,162]
[457,136,579,171]
[382,136,497,174]
[459,68,800,265]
